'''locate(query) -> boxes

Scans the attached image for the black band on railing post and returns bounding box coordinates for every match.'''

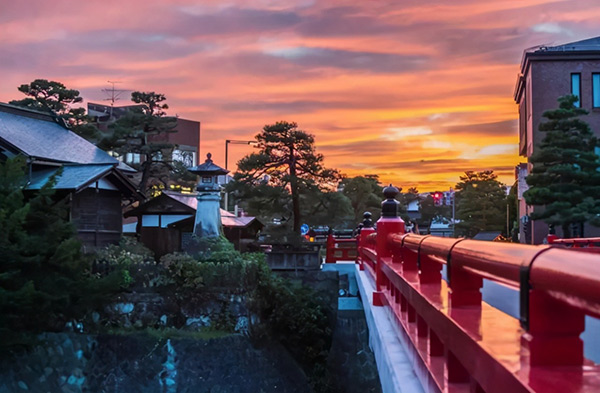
[519,264,531,330]
[518,246,553,330]
[416,235,431,271]
[446,238,467,286]
[381,184,400,217]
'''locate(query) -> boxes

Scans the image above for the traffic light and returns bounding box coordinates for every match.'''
[432,192,442,206]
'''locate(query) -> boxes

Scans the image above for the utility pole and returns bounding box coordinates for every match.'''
[101,81,127,119]
[507,202,510,238]
[450,187,456,237]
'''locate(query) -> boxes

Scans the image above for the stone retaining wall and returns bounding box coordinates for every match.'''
[0,333,310,393]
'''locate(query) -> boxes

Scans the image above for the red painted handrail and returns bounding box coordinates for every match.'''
[549,236,600,245]
[548,236,600,252]
[355,212,600,393]
[325,233,358,263]
[356,228,377,277]
[530,248,600,318]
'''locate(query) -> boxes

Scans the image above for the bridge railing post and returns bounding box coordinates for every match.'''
[374,185,404,306]
[358,227,375,270]
[325,230,335,263]
[523,289,585,366]
[447,242,484,308]
[357,212,375,271]
[522,248,590,366]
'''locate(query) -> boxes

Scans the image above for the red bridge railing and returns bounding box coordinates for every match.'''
[350,186,600,393]
[325,232,358,263]
[548,235,600,252]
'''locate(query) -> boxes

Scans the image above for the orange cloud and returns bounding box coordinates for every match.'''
[1,0,600,191]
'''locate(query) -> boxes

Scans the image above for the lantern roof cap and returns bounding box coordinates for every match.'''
[188,153,229,176]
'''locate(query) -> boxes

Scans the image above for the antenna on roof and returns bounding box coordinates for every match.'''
[101,81,128,119]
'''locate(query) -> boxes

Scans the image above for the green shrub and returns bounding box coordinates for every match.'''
[245,260,333,391]
[119,237,154,260]
[159,252,196,268]
[249,271,331,364]
[95,239,154,266]
[160,238,267,290]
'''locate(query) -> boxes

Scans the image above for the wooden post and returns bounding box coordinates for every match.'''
[374,185,405,306]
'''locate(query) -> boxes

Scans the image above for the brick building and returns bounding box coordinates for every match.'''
[88,102,201,167]
[514,36,600,243]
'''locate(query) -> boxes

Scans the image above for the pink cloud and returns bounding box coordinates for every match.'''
[1,0,599,190]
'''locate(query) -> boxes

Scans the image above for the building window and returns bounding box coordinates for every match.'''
[593,73,600,108]
[172,149,196,167]
[571,73,581,107]
[125,153,141,164]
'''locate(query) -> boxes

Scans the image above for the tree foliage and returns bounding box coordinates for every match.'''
[98,92,177,195]
[301,189,353,228]
[247,256,332,390]
[10,79,82,114]
[403,187,420,204]
[9,79,101,141]
[340,176,383,223]
[229,181,293,229]
[455,170,507,237]
[524,95,600,237]
[0,157,127,345]
[231,121,341,233]
[418,194,451,229]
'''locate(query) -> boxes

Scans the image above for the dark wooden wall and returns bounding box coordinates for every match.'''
[140,227,181,259]
[71,188,122,251]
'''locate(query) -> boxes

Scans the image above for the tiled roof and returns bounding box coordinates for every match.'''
[26,164,114,191]
[164,190,198,210]
[163,191,232,216]
[473,231,502,241]
[221,215,256,228]
[188,153,228,176]
[533,36,600,53]
[161,191,260,228]
[0,103,118,165]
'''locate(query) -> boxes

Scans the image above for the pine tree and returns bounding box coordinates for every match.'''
[524,95,600,238]
[98,92,177,195]
[232,121,340,233]
[9,79,101,141]
[0,157,126,343]
[455,170,507,237]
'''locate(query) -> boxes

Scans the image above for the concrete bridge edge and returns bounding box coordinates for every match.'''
[355,265,426,393]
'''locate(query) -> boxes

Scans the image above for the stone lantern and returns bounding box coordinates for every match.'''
[187,153,229,237]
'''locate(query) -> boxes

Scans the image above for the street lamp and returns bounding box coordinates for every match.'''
[224,139,256,211]
[225,139,256,170]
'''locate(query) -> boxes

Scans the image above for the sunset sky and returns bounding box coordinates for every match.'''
[1,0,599,191]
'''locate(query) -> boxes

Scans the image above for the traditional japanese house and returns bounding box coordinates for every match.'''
[124,191,263,257]
[0,103,143,250]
